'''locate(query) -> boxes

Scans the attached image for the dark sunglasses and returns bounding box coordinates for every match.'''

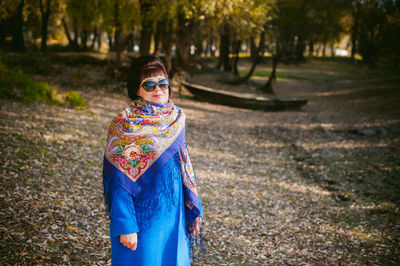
[141,78,169,92]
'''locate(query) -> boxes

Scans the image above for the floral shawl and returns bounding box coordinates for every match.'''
[102,97,201,234]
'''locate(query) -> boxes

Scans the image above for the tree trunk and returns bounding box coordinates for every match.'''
[61,17,76,51]
[261,54,277,94]
[295,35,305,62]
[97,29,102,51]
[224,31,264,85]
[175,10,194,71]
[72,19,79,50]
[232,38,240,75]
[108,34,113,51]
[39,0,51,52]
[250,37,258,63]
[160,19,173,74]
[139,0,153,55]
[351,1,360,62]
[125,32,134,51]
[210,35,215,56]
[90,27,98,49]
[308,41,314,56]
[322,43,326,57]
[81,29,88,50]
[153,21,162,56]
[12,0,25,52]
[114,0,122,66]
[0,20,5,48]
[331,43,335,57]
[216,21,231,71]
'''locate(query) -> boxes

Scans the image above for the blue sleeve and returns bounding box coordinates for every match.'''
[109,179,139,236]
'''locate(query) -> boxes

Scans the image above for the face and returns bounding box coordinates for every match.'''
[137,74,169,104]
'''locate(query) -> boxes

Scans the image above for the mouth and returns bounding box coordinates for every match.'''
[153,94,163,97]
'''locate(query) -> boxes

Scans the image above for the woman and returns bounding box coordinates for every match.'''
[103,55,204,265]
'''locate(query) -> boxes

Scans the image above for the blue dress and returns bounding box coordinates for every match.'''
[104,151,203,266]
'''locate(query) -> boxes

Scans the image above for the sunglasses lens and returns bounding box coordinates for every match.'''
[143,81,156,92]
[141,79,169,92]
[158,79,169,90]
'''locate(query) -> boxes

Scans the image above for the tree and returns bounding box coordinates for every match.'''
[139,0,153,55]
[356,0,400,68]
[213,0,271,72]
[38,0,53,52]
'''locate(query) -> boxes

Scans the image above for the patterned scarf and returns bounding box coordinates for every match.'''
[103,97,201,233]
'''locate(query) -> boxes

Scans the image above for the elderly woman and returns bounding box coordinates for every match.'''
[103,55,204,265]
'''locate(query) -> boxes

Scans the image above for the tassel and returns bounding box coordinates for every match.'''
[188,226,207,262]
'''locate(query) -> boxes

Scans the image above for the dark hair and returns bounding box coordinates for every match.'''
[127,55,170,100]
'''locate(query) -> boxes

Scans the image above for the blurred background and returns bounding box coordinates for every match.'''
[0,0,399,265]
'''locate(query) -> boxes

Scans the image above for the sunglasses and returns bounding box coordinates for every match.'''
[140,78,169,92]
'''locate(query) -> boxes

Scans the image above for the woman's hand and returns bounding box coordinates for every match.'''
[120,233,138,251]
[191,216,202,236]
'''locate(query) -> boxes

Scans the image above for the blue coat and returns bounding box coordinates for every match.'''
[104,151,203,265]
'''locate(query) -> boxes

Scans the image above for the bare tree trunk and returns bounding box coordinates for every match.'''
[91,27,98,49]
[12,0,25,52]
[139,0,153,55]
[295,35,305,62]
[175,10,194,71]
[250,37,258,62]
[81,29,88,50]
[232,38,241,75]
[39,0,51,52]
[61,17,77,51]
[331,43,335,57]
[261,54,277,94]
[351,1,360,62]
[224,30,264,85]
[97,29,102,51]
[153,21,162,56]
[108,34,113,51]
[216,21,231,71]
[73,19,79,50]
[125,32,134,51]
[308,41,314,56]
[210,35,215,56]
[161,19,173,74]
[114,0,122,66]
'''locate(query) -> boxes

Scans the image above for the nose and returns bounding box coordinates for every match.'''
[154,84,162,91]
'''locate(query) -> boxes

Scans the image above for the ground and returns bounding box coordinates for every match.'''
[0,55,399,265]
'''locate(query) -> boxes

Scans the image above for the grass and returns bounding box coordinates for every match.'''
[238,69,312,80]
[0,55,86,108]
[0,59,61,103]
[65,91,87,109]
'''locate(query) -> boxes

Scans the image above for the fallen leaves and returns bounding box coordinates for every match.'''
[1,57,399,265]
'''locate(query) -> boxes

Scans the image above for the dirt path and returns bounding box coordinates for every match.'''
[0,57,399,265]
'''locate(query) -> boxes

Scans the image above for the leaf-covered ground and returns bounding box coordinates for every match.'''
[0,55,399,265]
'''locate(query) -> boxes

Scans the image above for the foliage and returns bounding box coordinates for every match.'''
[267,0,349,62]
[0,58,61,103]
[0,55,86,108]
[356,0,400,69]
[0,0,20,20]
[65,90,87,108]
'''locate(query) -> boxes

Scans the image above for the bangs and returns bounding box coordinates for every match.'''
[140,64,168,81]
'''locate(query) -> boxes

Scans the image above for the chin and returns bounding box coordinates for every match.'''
[152,97,168,104]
